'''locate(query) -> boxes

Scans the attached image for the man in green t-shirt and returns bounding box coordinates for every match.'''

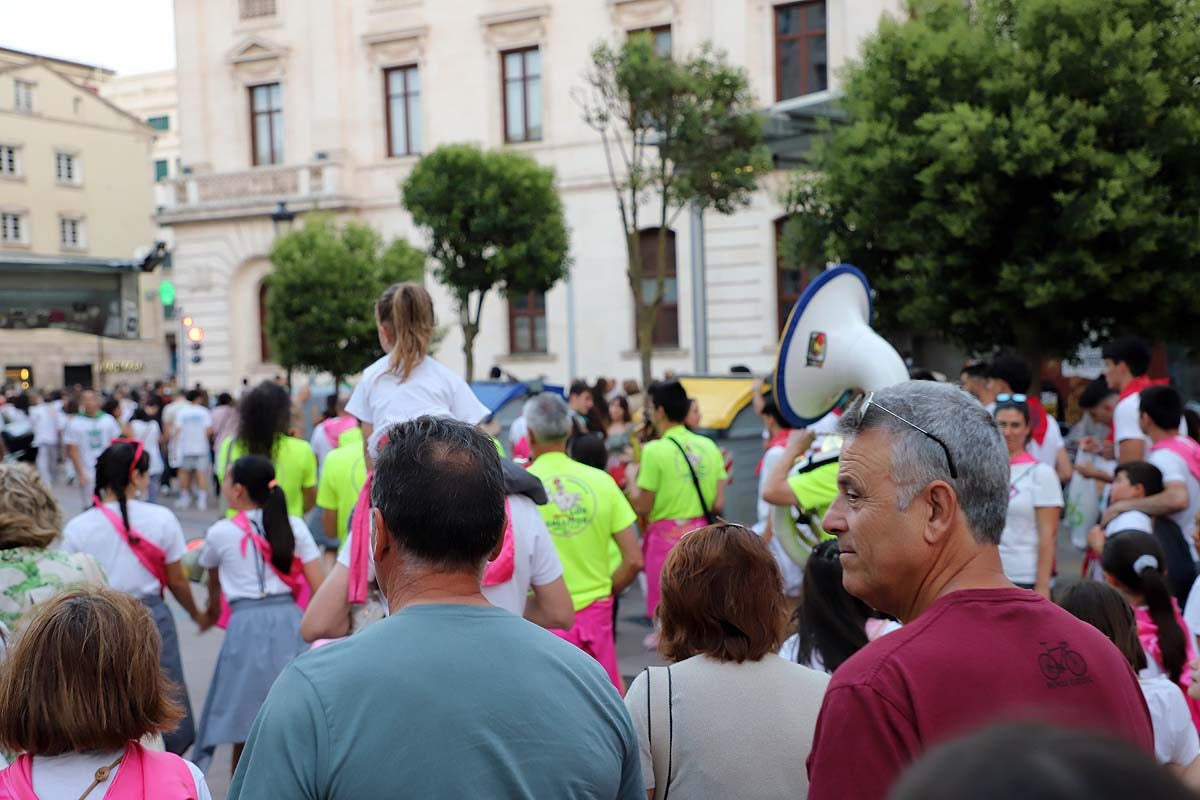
[316,426,367,547]
[525,393,642,690]
[629,380,726,622]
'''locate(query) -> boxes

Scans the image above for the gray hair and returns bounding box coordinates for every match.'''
[837,381,1009,544]
[523,392,572,443]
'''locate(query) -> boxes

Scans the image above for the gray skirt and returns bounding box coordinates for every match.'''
[193,594,306,771]
[138,594,195,757]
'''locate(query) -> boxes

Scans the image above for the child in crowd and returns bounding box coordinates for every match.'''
[1057,580,1200,787]
[1102,531,1200,731]
[193,455,325,774]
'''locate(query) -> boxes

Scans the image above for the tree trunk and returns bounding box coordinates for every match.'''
[462,323,477,383]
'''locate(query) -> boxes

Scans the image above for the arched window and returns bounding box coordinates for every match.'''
[637,227,678,348]
[258,280,271,362]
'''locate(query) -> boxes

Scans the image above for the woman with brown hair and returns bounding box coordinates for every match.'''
[0,464,103,632]
[624,523,830,799]
[0,588,211,798]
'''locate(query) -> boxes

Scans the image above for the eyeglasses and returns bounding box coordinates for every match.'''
[855,392,959,480]
[995,393,1027,404]
[110,438,145,480]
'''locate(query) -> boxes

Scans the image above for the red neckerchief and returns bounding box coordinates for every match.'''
[1026,397,1049,447]
[1108,376,1170,441]
[755,430,792,475]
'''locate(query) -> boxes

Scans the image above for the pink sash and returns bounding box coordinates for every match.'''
[216,512,311,628]
[0,742,197,799]
[93,498,169,592]
[1152,436,1200,484]
[482,498,515,587]
[321,416,357,449]
[348,475,374,604]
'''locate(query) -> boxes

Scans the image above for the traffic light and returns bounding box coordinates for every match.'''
[159,281,176,318]
[186,321,204,364]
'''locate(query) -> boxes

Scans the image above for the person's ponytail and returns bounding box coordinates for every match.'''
[1140,562,1188,683]
[230,454,295,574]
[377,283,434,380]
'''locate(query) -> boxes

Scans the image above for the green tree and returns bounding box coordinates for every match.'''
[784,0,1200,370]
[401,144,570,381]
[265,216,425,386]
[579,33,771,389]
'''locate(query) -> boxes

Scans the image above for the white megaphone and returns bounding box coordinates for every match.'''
[772,264,909,428]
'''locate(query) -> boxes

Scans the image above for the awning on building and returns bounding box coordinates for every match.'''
[762,90,848,169]
[0,252,143,275]
[678,376,758,431]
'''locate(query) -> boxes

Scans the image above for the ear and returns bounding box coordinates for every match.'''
[527,429,539,446]
[1103,571,1119,588]
[921,480,960,545]
[370,507,390,563]
[487,532,505,563]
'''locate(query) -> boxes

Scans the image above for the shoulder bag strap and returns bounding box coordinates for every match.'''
[646,665,674,799]
[668,437,716,525]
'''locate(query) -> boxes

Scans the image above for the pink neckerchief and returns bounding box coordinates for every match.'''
[321,416,357,449]
[1152,436,1200,484]
[0,742,198,800]
[482,498,515,587]
[92,497,168,591]
[1010,452,1038,466]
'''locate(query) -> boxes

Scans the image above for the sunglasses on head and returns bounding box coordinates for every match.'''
[853,392,959,480]
[110,438,145,480]
[995,393,1028,404]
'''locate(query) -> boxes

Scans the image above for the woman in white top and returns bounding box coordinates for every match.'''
[128,407,166,504]
[995,397,1064,596]
[62,440,206,756]
[625,524,830,800]
[1058,580,1200,789]
[193,454,324,775]
[345,283,489,466]
[0,588,212,799]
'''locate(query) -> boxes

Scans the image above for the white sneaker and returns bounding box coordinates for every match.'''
[175,494,191,511]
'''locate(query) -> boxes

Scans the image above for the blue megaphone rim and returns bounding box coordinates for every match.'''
[773,263,872,429]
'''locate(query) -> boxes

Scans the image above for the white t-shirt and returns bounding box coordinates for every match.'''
[62,413,123,484]
[336,494,563,616]
[1140,675,1200,767]
[998,460,1064,584]
[1114,392,1187,448]
[1027,417,1065,472]
[199,510,321,601]
[62,500,187,598]
[130,419,165,475]
[174,404,212,458]
[32,750,210,800]
[346,355,489,457]
[29,403,59,446]
[162,399,189,465]
[756,444,804,597]
[1107,510,1153,535]
[509,416,528,446]
[1148,446,1200,561]
[310,421,336,472]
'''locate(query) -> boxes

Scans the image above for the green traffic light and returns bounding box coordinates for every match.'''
[159,281,176,306]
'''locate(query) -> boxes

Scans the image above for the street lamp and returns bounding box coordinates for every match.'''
[270,200,295,238]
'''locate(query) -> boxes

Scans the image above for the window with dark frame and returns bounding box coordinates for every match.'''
[637,227,679,349]
[154,160,169,182]
[501,47,542,143]
[239,0,275,19]
[385,65,421,157]
[775,1,828,101]
[258,281,271,362]
[628,24,672,58]
[249,83,283,166]
[147,115,169,131]
[508,289,548,354]
[775,217,809,333]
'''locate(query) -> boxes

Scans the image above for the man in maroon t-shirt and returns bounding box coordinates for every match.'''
[805,381,1153,800]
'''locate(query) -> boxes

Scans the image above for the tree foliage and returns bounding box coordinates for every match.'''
[579,34,771,388]
[400,144,570,380]
[784,0,1200,364]
[265,216,425,383]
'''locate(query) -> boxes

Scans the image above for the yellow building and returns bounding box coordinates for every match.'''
[0,51,169,391]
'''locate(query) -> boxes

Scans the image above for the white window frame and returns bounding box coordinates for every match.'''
[0,212,29,246]
[58,215,86,250]
[13,80,33,113]
[0,145,20,178]
[54,151,82,186]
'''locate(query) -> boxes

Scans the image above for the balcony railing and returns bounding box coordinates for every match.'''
[156,161,352,223]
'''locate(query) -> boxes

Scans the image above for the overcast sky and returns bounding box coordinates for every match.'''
[0,0,175,75]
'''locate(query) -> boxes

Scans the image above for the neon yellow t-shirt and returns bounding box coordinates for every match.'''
[786,460,840,539]
[636,426,727,523]
[316,428,367,543]
[527,451,638,611]
[217,434,317,519]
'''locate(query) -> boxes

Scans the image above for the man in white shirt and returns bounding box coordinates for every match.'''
[987,354,1071,482]
[161,391,189,473]
[1101,336,1182,463]
[62,390,122,504]
[1101,386,1199,560]
[172,390,213,510]
[28,392,60,487]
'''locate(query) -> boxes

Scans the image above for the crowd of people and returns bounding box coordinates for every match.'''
[2,282,1200,797]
